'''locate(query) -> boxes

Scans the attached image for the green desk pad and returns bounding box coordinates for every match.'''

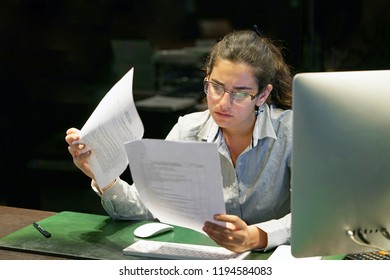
[0,211,272,260]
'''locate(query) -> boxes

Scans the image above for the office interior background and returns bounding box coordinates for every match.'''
[1,0,389,214]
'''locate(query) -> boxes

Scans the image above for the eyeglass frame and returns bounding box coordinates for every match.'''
[203,79,261,102]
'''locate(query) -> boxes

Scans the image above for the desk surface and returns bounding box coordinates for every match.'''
[0,206,66,259]
[0,206,271,260]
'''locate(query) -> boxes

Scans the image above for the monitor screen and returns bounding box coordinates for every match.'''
[291,70,390,258]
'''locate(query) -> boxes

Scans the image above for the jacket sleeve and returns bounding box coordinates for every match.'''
[255,213,291,251]
[91,178,155,220]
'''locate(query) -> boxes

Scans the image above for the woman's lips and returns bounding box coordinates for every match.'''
[215,111,233,118]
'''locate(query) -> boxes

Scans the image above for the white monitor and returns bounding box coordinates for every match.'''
[291,70,390,257]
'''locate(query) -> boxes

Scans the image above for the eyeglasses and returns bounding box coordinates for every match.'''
[203,80,260,103]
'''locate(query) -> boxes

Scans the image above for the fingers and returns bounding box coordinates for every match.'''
[68,146,94,179]
[204,224,245,253]
[65,127,81,145]
[203,214,250,253]
[65,127,81,138]
[65,127,95,180]
[203,214,246,235]
[66,127,80,134]
[65,127,88,158]
[213,214,247,230]
[67,140,85,157]
[68,145,91,159]
[67,143,87,157]
[203,221,244,242]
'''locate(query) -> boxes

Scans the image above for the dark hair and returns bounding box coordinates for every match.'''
[205,30,292,110]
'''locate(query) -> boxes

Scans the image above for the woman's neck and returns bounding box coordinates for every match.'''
[222,122,255,167]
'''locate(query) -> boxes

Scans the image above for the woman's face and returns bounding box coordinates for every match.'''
[206,59,270,133]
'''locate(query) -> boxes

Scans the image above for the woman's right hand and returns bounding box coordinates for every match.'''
[65,128,95,181]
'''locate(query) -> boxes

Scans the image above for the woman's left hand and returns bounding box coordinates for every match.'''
[203,214,267,253]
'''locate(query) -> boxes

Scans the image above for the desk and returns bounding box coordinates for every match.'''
[0,206,66,259]
[0,206,271,260]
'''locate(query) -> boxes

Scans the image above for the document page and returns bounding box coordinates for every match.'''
[78,68,144,188]
[124,139,226,233]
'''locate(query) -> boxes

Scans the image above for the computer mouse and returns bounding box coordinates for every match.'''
[133,222,174,238]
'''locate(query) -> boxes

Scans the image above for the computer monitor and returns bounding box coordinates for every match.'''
[291,70,390,258]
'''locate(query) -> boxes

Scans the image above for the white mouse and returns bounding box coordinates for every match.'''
[133,222,174,238]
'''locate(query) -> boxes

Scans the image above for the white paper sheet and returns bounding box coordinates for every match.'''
[268,245,321,260]
[77,68,144,188]
[125,139,226,233]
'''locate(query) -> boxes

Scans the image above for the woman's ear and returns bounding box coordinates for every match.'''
[256,84,273,107]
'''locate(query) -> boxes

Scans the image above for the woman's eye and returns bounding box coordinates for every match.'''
[212,84,222,92]
[234,92,249,99]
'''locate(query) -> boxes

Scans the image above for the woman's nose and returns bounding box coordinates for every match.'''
[219,91,233,108]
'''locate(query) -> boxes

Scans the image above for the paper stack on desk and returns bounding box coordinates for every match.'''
[77,68,226,233]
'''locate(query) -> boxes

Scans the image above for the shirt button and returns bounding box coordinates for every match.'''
[112,195,118,200]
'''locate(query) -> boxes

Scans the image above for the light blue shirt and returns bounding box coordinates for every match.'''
[95,104,292,250]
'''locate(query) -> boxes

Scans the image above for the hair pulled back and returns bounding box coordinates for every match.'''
[205,30,292,110]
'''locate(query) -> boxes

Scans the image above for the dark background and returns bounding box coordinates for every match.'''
[1,0,389,214]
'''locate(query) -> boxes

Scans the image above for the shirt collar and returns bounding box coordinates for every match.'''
[197,114,219,142]
[198,104,277,145]
[253,104,277,146]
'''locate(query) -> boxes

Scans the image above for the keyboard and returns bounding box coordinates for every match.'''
[343,251,390,260]
[123,240,250,260]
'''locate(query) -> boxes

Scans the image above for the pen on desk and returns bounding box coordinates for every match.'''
[33,222,51,238]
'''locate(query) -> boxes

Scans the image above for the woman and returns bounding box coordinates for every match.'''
[66,29,293,253]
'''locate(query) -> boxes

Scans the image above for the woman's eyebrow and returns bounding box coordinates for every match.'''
[234,85,254,91]
[209,78,255,91]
